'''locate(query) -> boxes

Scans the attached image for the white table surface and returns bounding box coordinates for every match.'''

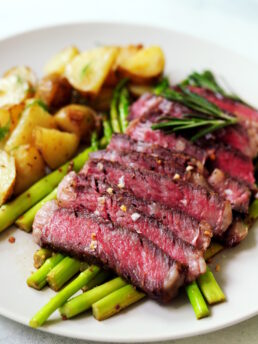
[0,0,257,343]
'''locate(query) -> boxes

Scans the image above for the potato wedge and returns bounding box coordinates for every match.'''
[55,104,96,142]
[5,103,56,152]
[0,104,24,148]
[4,66,37,90]
[0,150,16,205]
[129,84,154,97]
[44,46,80,76]
[65,47,119,94]
[118,46,165,82]
[36,74,72,112]
[0,74,32,108]
[33,127,79,169]
[11,145,45,195]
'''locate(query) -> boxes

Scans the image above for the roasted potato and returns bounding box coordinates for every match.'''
[0,74,32,108]
[117,46,165,83]
[33,127,79,169]
[5,102,56,152]
[55,104,96,142]
[36,73,72,113]
[0,150,16,205]
[3,66,37,91]
[87,87,113,111]
[65,47,119,94]
[129,84,154,97]
[44,46,79,75]
[11,145,45,195]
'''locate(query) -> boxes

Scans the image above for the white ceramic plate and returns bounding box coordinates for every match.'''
[0,22,257,343]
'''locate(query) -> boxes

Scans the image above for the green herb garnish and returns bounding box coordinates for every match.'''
[80,63,91,80]
[152,79,237,141]
[26,99,48,112]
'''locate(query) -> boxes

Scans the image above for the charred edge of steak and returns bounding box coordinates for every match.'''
[219,218,249,247]
[33,200,185,302]
[208,169,251,213]
[58,172,213,251]
[83,159,232,235]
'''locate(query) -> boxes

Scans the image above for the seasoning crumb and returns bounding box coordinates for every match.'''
[120,205,127,212]
[204,230,212,237]
[107,187,113,195]
[215,264,221,272]
[115,304,121,310]
[156,159,162,165]
[8,236,15,244]
[131,213,141,222]
[173,173,180,181]
[118,176,125,188]
[97,162,104,171]
[186,165,194,172]
[91,233,96,240]
[209,153,216,161]
[62,315,67,321]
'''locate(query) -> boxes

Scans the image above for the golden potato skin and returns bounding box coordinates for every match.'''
[55,104,96,142]
[36,74,72,112]
[33,127,79,169]
[5,102,56,152]
[0,150,16,205]
[11,145,45,195]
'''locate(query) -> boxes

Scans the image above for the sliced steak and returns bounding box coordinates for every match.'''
[208,169,251,213]
[129,93,187,121]
[82,160,232,235]
[206,144,255,187]
[58,172,212,250]
[33,200,185,302]
[221,219,249,247]
[108,134,204,173]
[126,119,207,164]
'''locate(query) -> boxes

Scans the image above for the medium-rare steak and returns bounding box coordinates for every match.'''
[57,173,207,280]
[108,134,203,173]
[205,144,255,187]
[221,218,249,247]
[33,200,185,302]
[208,169,251,213]
[58,172,212,250]
[126,119,207,164]
[82,159,232,235]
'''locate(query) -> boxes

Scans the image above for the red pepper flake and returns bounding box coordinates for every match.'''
[8,236,15,244]
[62,315,67,321]
[115,304,121,310]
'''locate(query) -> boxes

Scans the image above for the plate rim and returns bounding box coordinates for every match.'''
[0,21,257,343]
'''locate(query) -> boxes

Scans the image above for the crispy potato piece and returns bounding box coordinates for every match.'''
[36,74,72,112]
[118,46,165,82]
[0,74,32,108]
[4,66,37,90]
[33,127,79,169]
[5,103,56,152]
[0,150,16,205]
[44,46,80,76]
[0,104,24,148]
[11,145,45,195]
[55,104,96,142]
[65,47,119,94]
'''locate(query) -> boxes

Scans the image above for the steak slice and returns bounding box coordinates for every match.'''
[108,134,204,173]
[83,160,232,235]
[208,169,251,213]
[90,149,209,189]
[57,173,206,280]
[33,200,185,302]
[58,172,212,250]
[129,93,188,121]
[206,144,255,187]
[126,119,207,164]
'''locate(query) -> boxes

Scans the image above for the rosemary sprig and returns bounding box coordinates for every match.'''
[182,70,251,106]
[153,79,237,141]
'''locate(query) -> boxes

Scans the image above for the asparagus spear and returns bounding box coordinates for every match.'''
[27,253,64,290]
[119,87,130,133]
[60,277,127,319]
[197,267,226,304]
[103,118,113,143]
[110,79,128,133]
[82,270,111,292]
[249,199,258,220]
[33,248,53,269]
[0,144,95,233]
[185,281,210,319]
[47,257,81,291]
[16,188,58,232]
[29,265,100,328]
[92,284,145,321]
